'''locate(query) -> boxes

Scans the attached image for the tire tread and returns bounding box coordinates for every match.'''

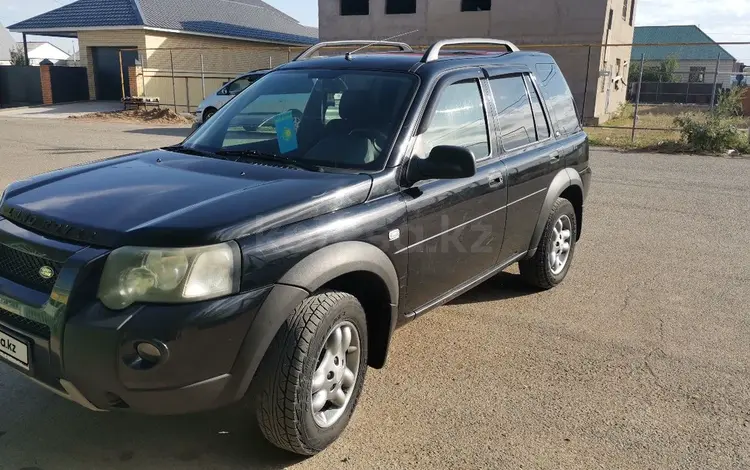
[519,197,577,290]
[255,290,357,455]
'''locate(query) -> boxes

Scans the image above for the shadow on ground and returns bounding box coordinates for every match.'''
[126,127,193,138]
[2,394,307,469]
[449,271,540,305]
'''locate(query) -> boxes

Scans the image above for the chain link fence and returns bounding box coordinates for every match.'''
[117,41,749,145]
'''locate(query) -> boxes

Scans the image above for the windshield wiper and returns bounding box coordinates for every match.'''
[216,149,321,172]
[163,145,230,160]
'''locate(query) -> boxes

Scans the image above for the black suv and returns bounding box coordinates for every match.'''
[0,39,591,455]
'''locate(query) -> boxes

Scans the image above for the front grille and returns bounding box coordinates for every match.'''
[0,308,51,339]
[0,244,63,294]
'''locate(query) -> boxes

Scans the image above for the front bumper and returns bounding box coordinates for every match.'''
[1,280,273,414]
[0,218,306,415]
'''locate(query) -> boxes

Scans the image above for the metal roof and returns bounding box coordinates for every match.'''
[9,0,318,46]
[631,25,736,62]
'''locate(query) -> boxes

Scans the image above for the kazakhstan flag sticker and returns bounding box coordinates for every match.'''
[275,111,299,154]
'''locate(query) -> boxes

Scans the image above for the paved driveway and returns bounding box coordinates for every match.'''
[0,117,749,469]
[0,101,122,119]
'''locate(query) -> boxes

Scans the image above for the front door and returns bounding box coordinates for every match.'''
[92,47,137,100]
[402,70,508,313]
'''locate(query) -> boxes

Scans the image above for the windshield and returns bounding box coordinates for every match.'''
[184,69,418,171]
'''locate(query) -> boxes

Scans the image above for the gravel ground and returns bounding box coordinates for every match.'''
[0,117,749,470]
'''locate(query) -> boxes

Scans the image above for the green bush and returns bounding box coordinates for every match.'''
[715,87,745,118]
[674,113,747,153]
[613,102,634,120]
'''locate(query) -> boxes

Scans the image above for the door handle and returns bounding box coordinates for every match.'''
[549,151,561,162]
[488,171,504,188]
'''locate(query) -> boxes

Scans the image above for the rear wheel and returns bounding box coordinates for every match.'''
[203,108,217,122]
[255,290,368,455]
[519,198,577,289]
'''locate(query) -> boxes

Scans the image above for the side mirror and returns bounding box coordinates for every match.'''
[407,145,476,183]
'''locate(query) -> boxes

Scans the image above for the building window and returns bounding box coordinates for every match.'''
[689,66,706,83]
[616,58,622,76]
[461,0,491,11]
[386,0,416,14]
[622,0,628,20]
[607,8,614,30]
[628,0,635,25]
[341,0,369,16]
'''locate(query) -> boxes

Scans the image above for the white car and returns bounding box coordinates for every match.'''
[194,69,269,127]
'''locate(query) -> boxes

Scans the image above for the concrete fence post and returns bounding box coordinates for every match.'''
[710,52,721,111]
[581,45,592,123]
[170,50,177,113]
[631,54,645,143]
[200,54,206,100]
[185,76,191,113]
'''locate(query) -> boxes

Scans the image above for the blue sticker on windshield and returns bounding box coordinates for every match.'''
[275,111,298,154]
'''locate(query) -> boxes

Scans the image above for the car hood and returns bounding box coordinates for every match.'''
[0,150,373,248]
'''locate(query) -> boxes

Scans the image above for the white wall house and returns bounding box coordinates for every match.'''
[19,42,70,65]
[0,24,16,65]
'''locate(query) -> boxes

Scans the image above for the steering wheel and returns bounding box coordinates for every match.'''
[257,109,304,131]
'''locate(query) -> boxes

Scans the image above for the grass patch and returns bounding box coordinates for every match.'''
[586,103,750,153]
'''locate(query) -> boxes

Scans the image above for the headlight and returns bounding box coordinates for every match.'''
[98,242,240,310]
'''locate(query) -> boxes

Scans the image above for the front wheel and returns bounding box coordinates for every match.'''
[519,198,578,289]
[255,290,368,455]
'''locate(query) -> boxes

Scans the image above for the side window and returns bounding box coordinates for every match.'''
[535,63,581,136]
[524,75,551,140]
[489,75,536,151]
[228,78,252,95]
[421,80,490,159]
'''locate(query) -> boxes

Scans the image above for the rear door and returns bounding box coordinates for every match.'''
[402,68,508,313]
[484,70,565,261]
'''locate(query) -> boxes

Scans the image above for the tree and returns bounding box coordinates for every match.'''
[10,44,27,66]
[628,55,680,83]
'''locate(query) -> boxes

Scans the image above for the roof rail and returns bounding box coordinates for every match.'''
[294,40,414,61]
[421,38,520,63]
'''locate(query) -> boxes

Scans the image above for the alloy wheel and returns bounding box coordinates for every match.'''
[548,215,572,275]
[310,321,361,428]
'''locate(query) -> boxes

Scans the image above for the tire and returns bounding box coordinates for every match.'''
[203,108,217,122]
[519,197,578,290]
[255,290,369,455]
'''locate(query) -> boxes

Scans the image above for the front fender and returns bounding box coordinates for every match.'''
[526,168,583,258]
[278,241,399,307]
[224,242,399,401]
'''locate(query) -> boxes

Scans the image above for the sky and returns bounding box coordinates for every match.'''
[0,0,748,62]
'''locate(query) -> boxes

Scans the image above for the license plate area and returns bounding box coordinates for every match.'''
[0,327,31,371]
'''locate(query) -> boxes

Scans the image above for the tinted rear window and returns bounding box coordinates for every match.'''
[489,75,536,151]
[534,64,581,136]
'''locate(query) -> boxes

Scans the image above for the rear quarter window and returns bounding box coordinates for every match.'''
[534,64,581,136]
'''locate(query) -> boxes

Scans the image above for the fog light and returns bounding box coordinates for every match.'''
[136,341,163,363]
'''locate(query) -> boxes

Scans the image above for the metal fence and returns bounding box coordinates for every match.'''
[116,41,749,143]
[0,66,43,107]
